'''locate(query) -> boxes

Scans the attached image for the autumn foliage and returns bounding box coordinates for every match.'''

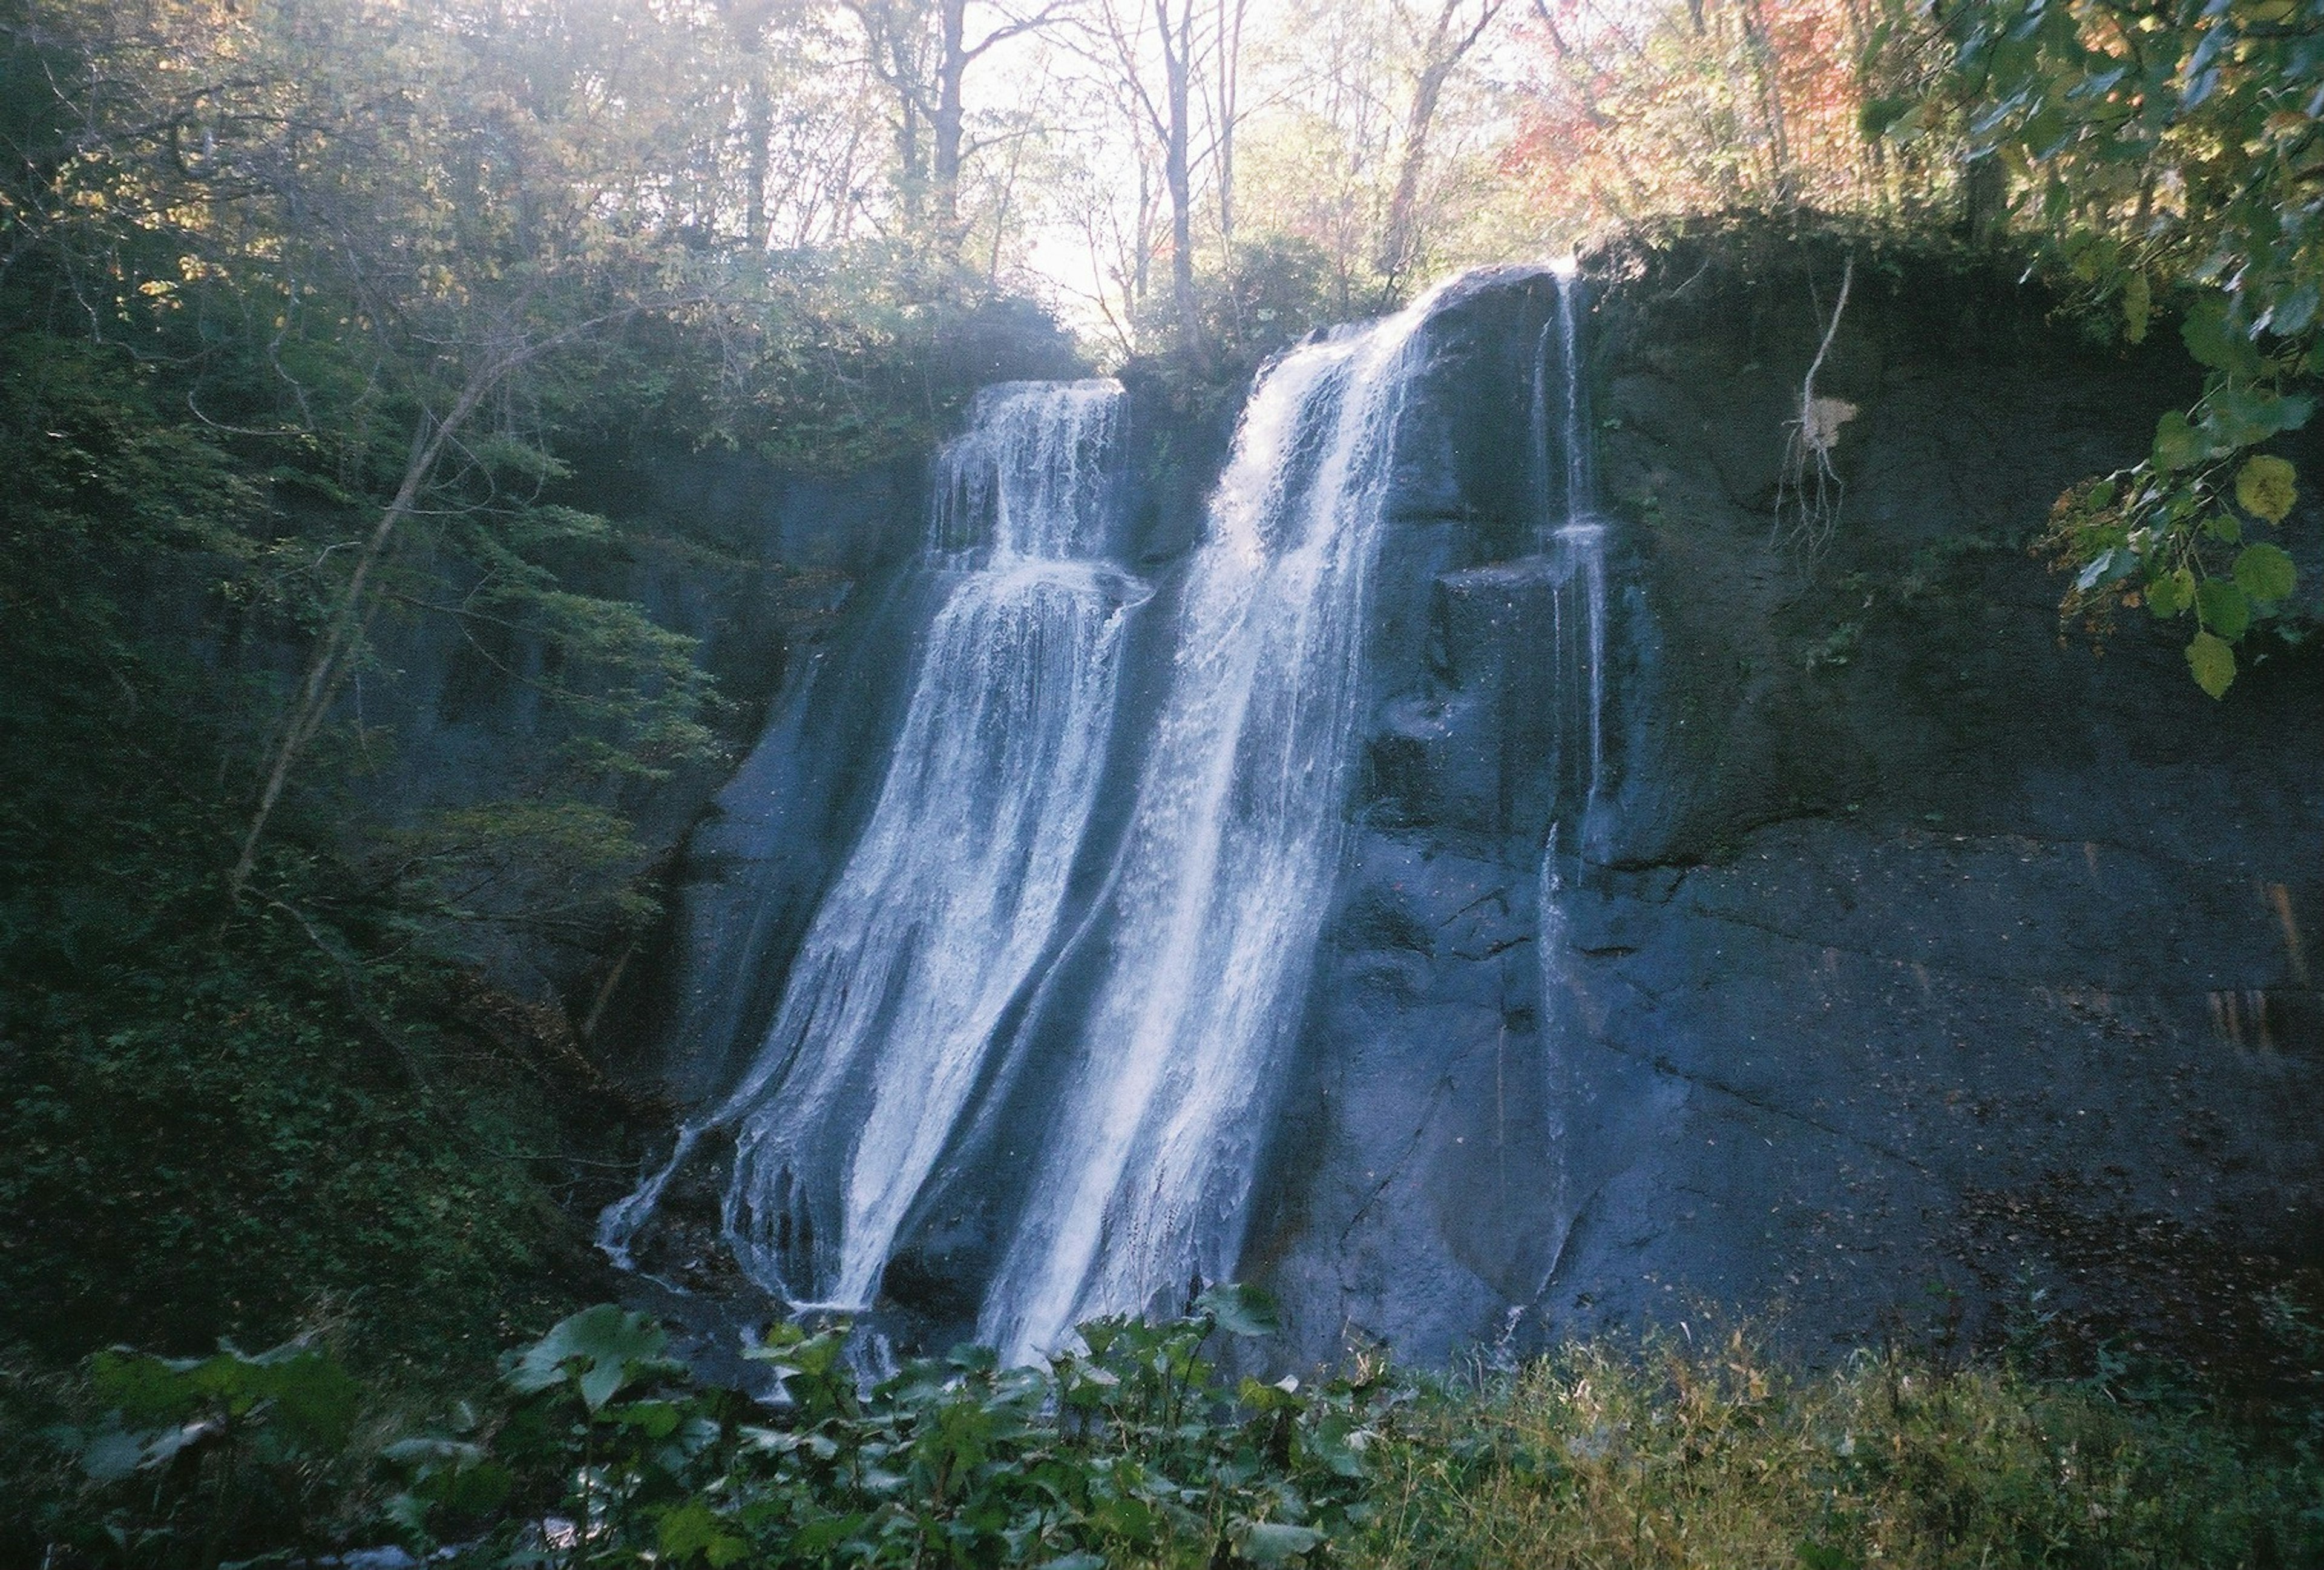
[1505,0,1958,238]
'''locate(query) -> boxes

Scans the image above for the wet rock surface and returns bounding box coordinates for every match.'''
[628,249,2323,1373]
[1258,248,2324,1370]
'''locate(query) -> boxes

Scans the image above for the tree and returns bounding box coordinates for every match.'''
[1377,0,1504,289]
[841,0,1067,258]
[1066,0,1207,346]
[1506,0,1952,236]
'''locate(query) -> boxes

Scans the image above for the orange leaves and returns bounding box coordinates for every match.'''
[1503,0,1940,235]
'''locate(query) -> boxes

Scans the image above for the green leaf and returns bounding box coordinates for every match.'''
[508,1304,671,1411]
[2233,542,2298,603]
[1241,1522,1327,1565]
[609,1399,682,1438]
[72,1424,148,1483]
[2271,280,2320,338]
[1041,1556,1107,1570]
[2152,410,2209,471]
[658,1499,748,1567]
[1196,1283,1280,1338]
[2187,631,2237,697]
[1860,96,1915,139]
[2196,579,2252,639]
[2234,455,2297,523]
[2208,387,2313,448]
[2146,567,2194,619]
[2122,272,2152,344]
[238,1344,361,1451]
[2182,294,2263,378]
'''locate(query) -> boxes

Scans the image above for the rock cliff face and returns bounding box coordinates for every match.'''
[627,246,2324,1368]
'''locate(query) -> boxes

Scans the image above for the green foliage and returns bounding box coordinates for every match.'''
[15,1304,2320,1568]
[33,1336,371,1567]
[371,1290,1390,1569]
[1937,0,2324,694]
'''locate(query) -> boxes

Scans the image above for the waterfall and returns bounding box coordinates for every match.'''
[976,293,1442,1365]
[1538,270,1607,834]
[1531,269,1606,1314]
[600,381,1142,1309]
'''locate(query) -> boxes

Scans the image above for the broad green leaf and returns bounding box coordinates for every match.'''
[658,1499,747,1567]
[2233,542,2298,602]
[2234,455,2297,522]
[508,1304,670,1411]
[73,1424,148,1483]
[609,1399,682,1438]
[2187,631,2236,697]
[2274,280,2321,337]
[2182,295,2262,378]
[2196,579,2252,639]
[1859,96,1914,139]
[1041,1556,1106,1570]
[1196,1283,1280,1338]
[2208,387,2312,447]
[90,1351,202,1424]
[1241,1522,1327,1565]
[2147,567,2194,619]
[2152,410,2208,471]
[2204,511,2244,545]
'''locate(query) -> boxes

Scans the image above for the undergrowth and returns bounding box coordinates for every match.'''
[8,1292,2319,1569]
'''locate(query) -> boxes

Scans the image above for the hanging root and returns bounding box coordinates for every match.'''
[1773,255,1857,564]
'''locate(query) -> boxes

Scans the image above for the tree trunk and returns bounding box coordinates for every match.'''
[1379,0,1498,291]
[933,0,968,257]
[744,64,772,248]
[1210,0,1246,255]
[1158,0,1198,350]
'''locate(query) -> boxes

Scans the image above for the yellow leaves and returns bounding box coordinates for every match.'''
[2234,453,2296,522]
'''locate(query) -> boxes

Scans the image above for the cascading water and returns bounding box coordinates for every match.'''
[975,292,1444,1365]
[1528,267,1608,1310]
[1538,269,1608,837]
[600,381,1142,1309]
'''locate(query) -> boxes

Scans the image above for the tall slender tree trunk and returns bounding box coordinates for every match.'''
[744,64,772,248]
[1158,0,1197,350]
[1210,0,1246,260]
[932,0,968,258]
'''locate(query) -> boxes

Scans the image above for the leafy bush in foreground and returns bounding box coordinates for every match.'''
[12,1295,2322,1569]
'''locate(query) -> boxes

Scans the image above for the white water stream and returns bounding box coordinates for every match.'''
[600,381,1140,1308]
[976,292,1443,1363]
[609,272,1611,1359]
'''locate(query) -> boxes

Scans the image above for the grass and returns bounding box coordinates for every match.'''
[1364,1332,2320,1568]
